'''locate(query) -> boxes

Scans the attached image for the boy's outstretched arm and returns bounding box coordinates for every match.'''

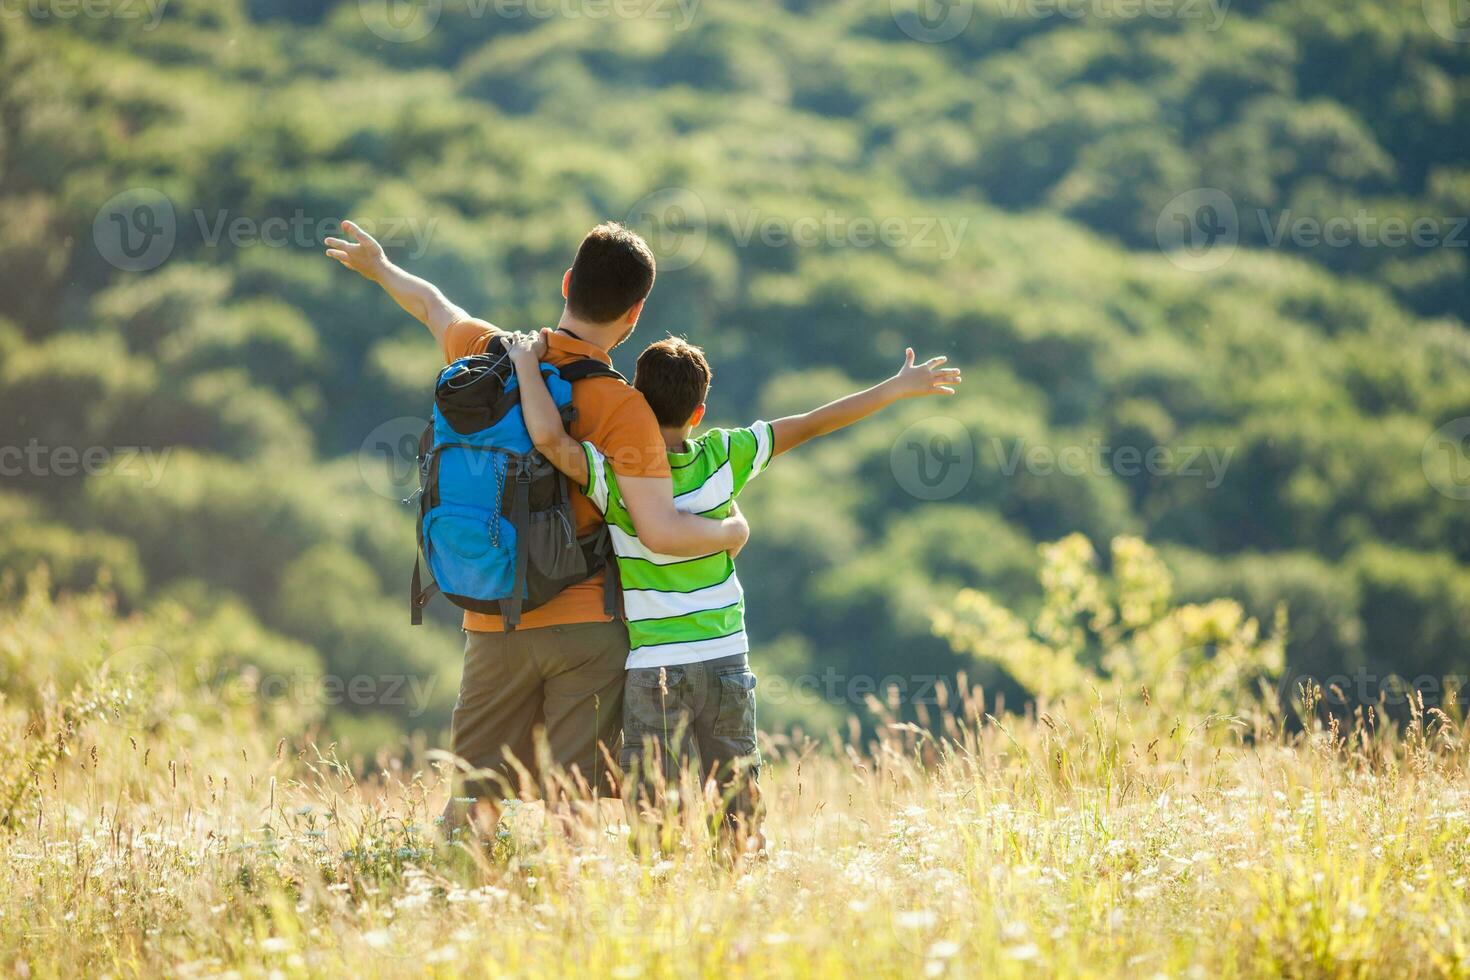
[325,220,507,353]
[771,348,961,456]
[506,335,749,558]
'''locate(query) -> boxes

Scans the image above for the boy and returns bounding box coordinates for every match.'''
[507,330,961,842]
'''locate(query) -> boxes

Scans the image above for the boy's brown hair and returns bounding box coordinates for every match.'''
[634,337,712,428]
[566,222,657,324]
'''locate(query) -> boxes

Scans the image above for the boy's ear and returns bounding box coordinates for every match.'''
[561,269,572,298]
[688,403,706,428]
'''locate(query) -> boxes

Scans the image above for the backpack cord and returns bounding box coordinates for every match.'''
[488,454,507,550]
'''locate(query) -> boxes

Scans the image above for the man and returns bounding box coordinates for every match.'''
[324,219,748,818]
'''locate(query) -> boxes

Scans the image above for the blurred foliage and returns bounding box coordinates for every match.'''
[2,0,1469,744]
[935,535,1286,723]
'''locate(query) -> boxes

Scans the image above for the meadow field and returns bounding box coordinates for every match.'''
[6,570,1470,979]
[7,4,1470,976]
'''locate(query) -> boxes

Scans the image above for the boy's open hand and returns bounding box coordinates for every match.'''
[890,348,962,398]
[324,220,391,282]
[506,331,539,365]
[506,330,550,365]
[726,502,749,559]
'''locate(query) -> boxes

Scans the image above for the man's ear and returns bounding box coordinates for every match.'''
[561,269,572,299]
[688,403,706,428]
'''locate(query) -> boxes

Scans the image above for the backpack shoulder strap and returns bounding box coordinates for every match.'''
[556,358,626,385]
[484,333,512,359]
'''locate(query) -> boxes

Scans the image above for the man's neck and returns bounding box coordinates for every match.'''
[555,309,623,353]
[660,426,694,453]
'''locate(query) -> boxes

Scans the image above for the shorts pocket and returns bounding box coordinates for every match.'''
[623,667,685,736]
[712,668,757,738]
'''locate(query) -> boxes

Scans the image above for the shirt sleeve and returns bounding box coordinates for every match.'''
[597,388,672,479]
[441,318,496,363]
[724,420,775,496]
[580,441,612,514]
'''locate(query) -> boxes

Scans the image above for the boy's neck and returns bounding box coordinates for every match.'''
[660,426,695,453]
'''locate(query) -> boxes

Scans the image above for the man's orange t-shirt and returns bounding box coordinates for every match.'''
[441,320,671,632]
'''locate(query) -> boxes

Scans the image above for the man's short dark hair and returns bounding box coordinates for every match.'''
[634,337,712,428]
[566,222,656,324]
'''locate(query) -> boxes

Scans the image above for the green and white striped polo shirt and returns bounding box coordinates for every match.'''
[581,421,775,669]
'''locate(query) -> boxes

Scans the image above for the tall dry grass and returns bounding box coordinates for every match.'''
[5,566,1470,977]
[6,679,1470,974]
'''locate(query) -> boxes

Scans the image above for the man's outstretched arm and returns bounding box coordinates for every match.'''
[325,220,495,351]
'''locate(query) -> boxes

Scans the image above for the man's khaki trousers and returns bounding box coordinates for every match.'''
[444,620,627,816]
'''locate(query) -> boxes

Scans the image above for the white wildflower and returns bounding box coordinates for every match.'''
[898,910,938,930]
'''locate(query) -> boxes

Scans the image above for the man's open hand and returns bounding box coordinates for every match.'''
[324,220,391,283]
[889,348,962,398]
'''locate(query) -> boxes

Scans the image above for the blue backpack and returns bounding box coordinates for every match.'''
[409,336,624,629]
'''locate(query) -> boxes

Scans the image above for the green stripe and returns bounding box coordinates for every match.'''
[630,598,743,629]
[672,460,730,499]
[623,566,738,597]
[629,603,745,649]
[589,427,768,654]
[618,553,732,592]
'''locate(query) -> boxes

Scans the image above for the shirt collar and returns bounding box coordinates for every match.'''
[548,328,612,365]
